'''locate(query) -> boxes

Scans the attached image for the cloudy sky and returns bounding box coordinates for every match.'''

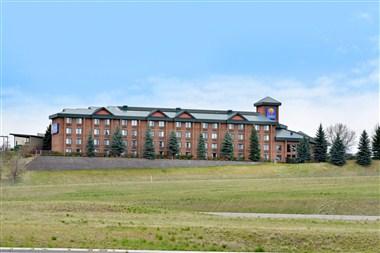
[2,1,379,151]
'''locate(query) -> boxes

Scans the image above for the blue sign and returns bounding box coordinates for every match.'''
[52,123,59,134]
[266,107,276,120]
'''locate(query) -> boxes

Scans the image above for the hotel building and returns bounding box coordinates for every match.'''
[49,96,313,162]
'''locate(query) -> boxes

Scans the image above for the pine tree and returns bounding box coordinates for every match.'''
[143,128,155,160]
[297,136,311,163]
[86,134,95,157]
[197,133,206,160]
[249,127,260,161]
[357,130,372,166]
[221,132,234,160]
[42,124,52,150]
[330,134,346,166]
[110,128,125,157]
[313,124,328,162]
[372,125,380,160]
[168,131,179,159]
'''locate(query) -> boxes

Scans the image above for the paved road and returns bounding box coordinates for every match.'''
[204,212,380,221]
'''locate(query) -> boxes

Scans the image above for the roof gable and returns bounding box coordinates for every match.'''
[148,110,169,118]
[254,96,282,106]
[176,111,195,119]
[228,112,247,121]
[93,107,113,116]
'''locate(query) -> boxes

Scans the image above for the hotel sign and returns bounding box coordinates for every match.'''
[52,123,59,135]
[266,107,277,121]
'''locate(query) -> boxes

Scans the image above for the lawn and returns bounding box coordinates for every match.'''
[1,161,380,252]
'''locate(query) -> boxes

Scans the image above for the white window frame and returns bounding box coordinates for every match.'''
[94,119,100,125]
[185,131,191,138]
[76,138,82,145]
[212,123,218,129]
[104,119,110,126]
[228,124,234,130]
[76,128,82,135]
[159,131,165,138]
[66,128,72,134]
[94,129,100,136]
[176,132,182,138]
[211,133,218,140]
[66,118,72,124]
[122,130,128,136]
[185,122,192,128]
[202,123,208,129]
[65,138,72,145]
[176,122,182,128]
[131,120,138,126]
[148,121,155,127]
[159,121,165,127]
[76,118,82,124]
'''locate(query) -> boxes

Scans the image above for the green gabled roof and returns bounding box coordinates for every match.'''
[49,105,276,124]
[254,96,282,106]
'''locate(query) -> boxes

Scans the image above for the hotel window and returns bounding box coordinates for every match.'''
[211,143,218,149]
[238,144,244,150]
[66,128,72,134]
[202,132,208,140]
[159,141,165,148]
[94,139,100,146]
[204,143,208,149]
[104,129,110,136]
[185,132,191,139]
[264,154,269,160]
[132,140,137,148]
[255,125,260,131]
[176,122,182,128]
[159,131,165,138]
[124,140,128,147]
[185,122,192,128]
[65,138,72,145]
[94,129,100,136]
[238,134,244,141]
[94,119,100,125]
[230,133,234,140]
[122,130,128,136]
[238,124,244,130]
[287,144,297,152]
[76,118,82,124]
[104,119,110,126]
[151,131,155,137]
[131,120,138,126]
[159,121,165,127]
[202,123,208,129]
[276,154,282,161]
[186,142,191,149]
[121,119,128,126]
[264,125,270,131]
[263,144,269,151]
[104,139,110,146]
[212,123,218,129]
[65,148,72,153]
[211,133,218,140]
[264,134,270,141]
[228,124,234,130]
[132,130,137,137]
[178,142,182,148]
[276,144,282,152]
[76,128,82,135]
[148,121,155,127]
[76,138,82,145]
[66,118,72,124]
[176,132,182,138]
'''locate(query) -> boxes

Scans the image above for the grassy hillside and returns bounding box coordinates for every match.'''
[1,161,380,252]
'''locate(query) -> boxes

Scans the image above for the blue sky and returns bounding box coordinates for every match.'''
[2,1,379,149]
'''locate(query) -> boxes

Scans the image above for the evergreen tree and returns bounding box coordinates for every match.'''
[220,132,234,160]
[297,136,311,163]
[86,134,95,157]
[372,125,380,160]
[110,128,125,157]
[168,131,179,159]
[143,128,155,159]
[313,124,328,162]
[357,130,372,166]
[42,124,52,150]
[197,133,206,160]
[249,127,261,161]
[329,134,346,166]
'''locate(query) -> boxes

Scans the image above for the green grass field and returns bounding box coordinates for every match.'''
[1,161,380,252]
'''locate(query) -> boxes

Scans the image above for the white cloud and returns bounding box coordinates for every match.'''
[2,59,379,152]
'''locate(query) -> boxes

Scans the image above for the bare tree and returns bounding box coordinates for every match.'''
[8,152,27,184]
[326,123,356,150]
